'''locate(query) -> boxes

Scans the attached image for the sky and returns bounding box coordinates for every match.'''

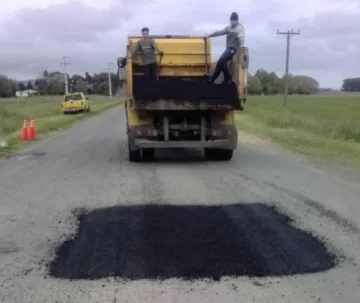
[0,0,359,88]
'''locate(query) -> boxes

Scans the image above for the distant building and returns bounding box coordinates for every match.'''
[16,89,38,97]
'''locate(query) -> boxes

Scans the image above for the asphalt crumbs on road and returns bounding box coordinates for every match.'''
[49,203,336,281]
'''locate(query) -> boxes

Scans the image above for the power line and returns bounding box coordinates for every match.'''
[276,29,300,107]
[60,56,71,94]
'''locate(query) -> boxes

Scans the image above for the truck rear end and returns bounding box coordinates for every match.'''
[117,35,249,162]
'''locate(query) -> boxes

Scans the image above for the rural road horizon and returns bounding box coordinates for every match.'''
[0,105,359,303]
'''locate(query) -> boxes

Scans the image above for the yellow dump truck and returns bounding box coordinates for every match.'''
[117,35,249,162]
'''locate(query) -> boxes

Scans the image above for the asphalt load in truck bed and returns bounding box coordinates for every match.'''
[132,77,241,109]
[49,203,336,281]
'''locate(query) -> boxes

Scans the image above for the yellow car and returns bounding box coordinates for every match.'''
[61,92,90,114]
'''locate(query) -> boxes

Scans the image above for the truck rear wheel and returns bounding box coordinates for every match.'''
[128,139,141,162]
[204,148,217,160]
[142,148,155,161]
[216,149,233,161]
[205,148,233,161]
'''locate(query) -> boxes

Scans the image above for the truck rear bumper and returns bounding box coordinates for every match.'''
[63,107,84,113]
[134,139,232,149]
[129,124,238,150]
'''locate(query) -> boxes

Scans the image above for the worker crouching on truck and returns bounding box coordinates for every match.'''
[205,12,245,84]
[131,27,164,80]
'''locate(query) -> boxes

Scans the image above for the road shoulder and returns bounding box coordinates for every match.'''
[237,130,360,188]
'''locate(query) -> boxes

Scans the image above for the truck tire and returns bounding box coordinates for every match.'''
[142,148,155,161]
[204,148,217,160]
[128,141,141,162]
[205,148,233,161]
[216,149,233,161]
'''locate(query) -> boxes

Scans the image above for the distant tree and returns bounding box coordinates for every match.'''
[36,70,50,95]
[251,69,320,95]
[26,81,33,90]
[341,78,360,92]
[96,82,109,95]
[84,72,94,94]
[254,69,271,94]
[0,75,13,97]
[92,72,109,94]
[247,75,263,95]
[48,73,65,95]
[70,74,85,92]
[85,72,92,84]
[18,82,26,91]
[74,78,87,93]
[268,72,283,94]
[9,79,17,96]
[254,69,282,95]
[288,75,319,95]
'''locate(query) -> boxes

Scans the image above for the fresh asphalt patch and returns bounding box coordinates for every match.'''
[49,203,336,281]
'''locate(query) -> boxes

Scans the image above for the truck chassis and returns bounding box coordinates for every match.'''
[126,105,237,162]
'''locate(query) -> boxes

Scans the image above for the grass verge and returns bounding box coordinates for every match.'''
[0,95,121,157]
[236,93,360,170]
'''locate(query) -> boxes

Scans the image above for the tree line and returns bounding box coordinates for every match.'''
[247,69,320,95]
[0,70,124,98]
[341,78,360,92]
[2,68,358,98]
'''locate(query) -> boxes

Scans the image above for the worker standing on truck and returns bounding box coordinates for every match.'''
[205,12,245,84]
[131,27,164,80]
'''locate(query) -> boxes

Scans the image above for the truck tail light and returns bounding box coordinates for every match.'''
[136,128,157,136]
[212,130,222,136]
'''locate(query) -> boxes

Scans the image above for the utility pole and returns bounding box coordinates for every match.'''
[276,29,300,107]
[106,62,113,98]
[61,56,70,94]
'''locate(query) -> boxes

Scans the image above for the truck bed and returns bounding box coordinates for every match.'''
[132,77,241,110]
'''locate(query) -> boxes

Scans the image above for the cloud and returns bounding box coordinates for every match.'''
[0,0,359,87]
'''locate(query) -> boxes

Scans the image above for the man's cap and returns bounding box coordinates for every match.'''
[230,12,238,21]
[141,27,149,33]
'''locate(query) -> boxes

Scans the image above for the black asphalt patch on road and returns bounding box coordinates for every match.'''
[49,203,336,281]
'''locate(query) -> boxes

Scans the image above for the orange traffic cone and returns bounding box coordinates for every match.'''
[21,117,28,140]
[29,118,35,140]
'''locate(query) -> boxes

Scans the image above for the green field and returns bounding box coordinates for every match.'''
[0,95,120,156]
[236,92,360,169]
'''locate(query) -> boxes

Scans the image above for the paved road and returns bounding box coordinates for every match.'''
[0,105,359,303]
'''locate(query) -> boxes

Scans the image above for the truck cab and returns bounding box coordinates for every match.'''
[117,35,249,162]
